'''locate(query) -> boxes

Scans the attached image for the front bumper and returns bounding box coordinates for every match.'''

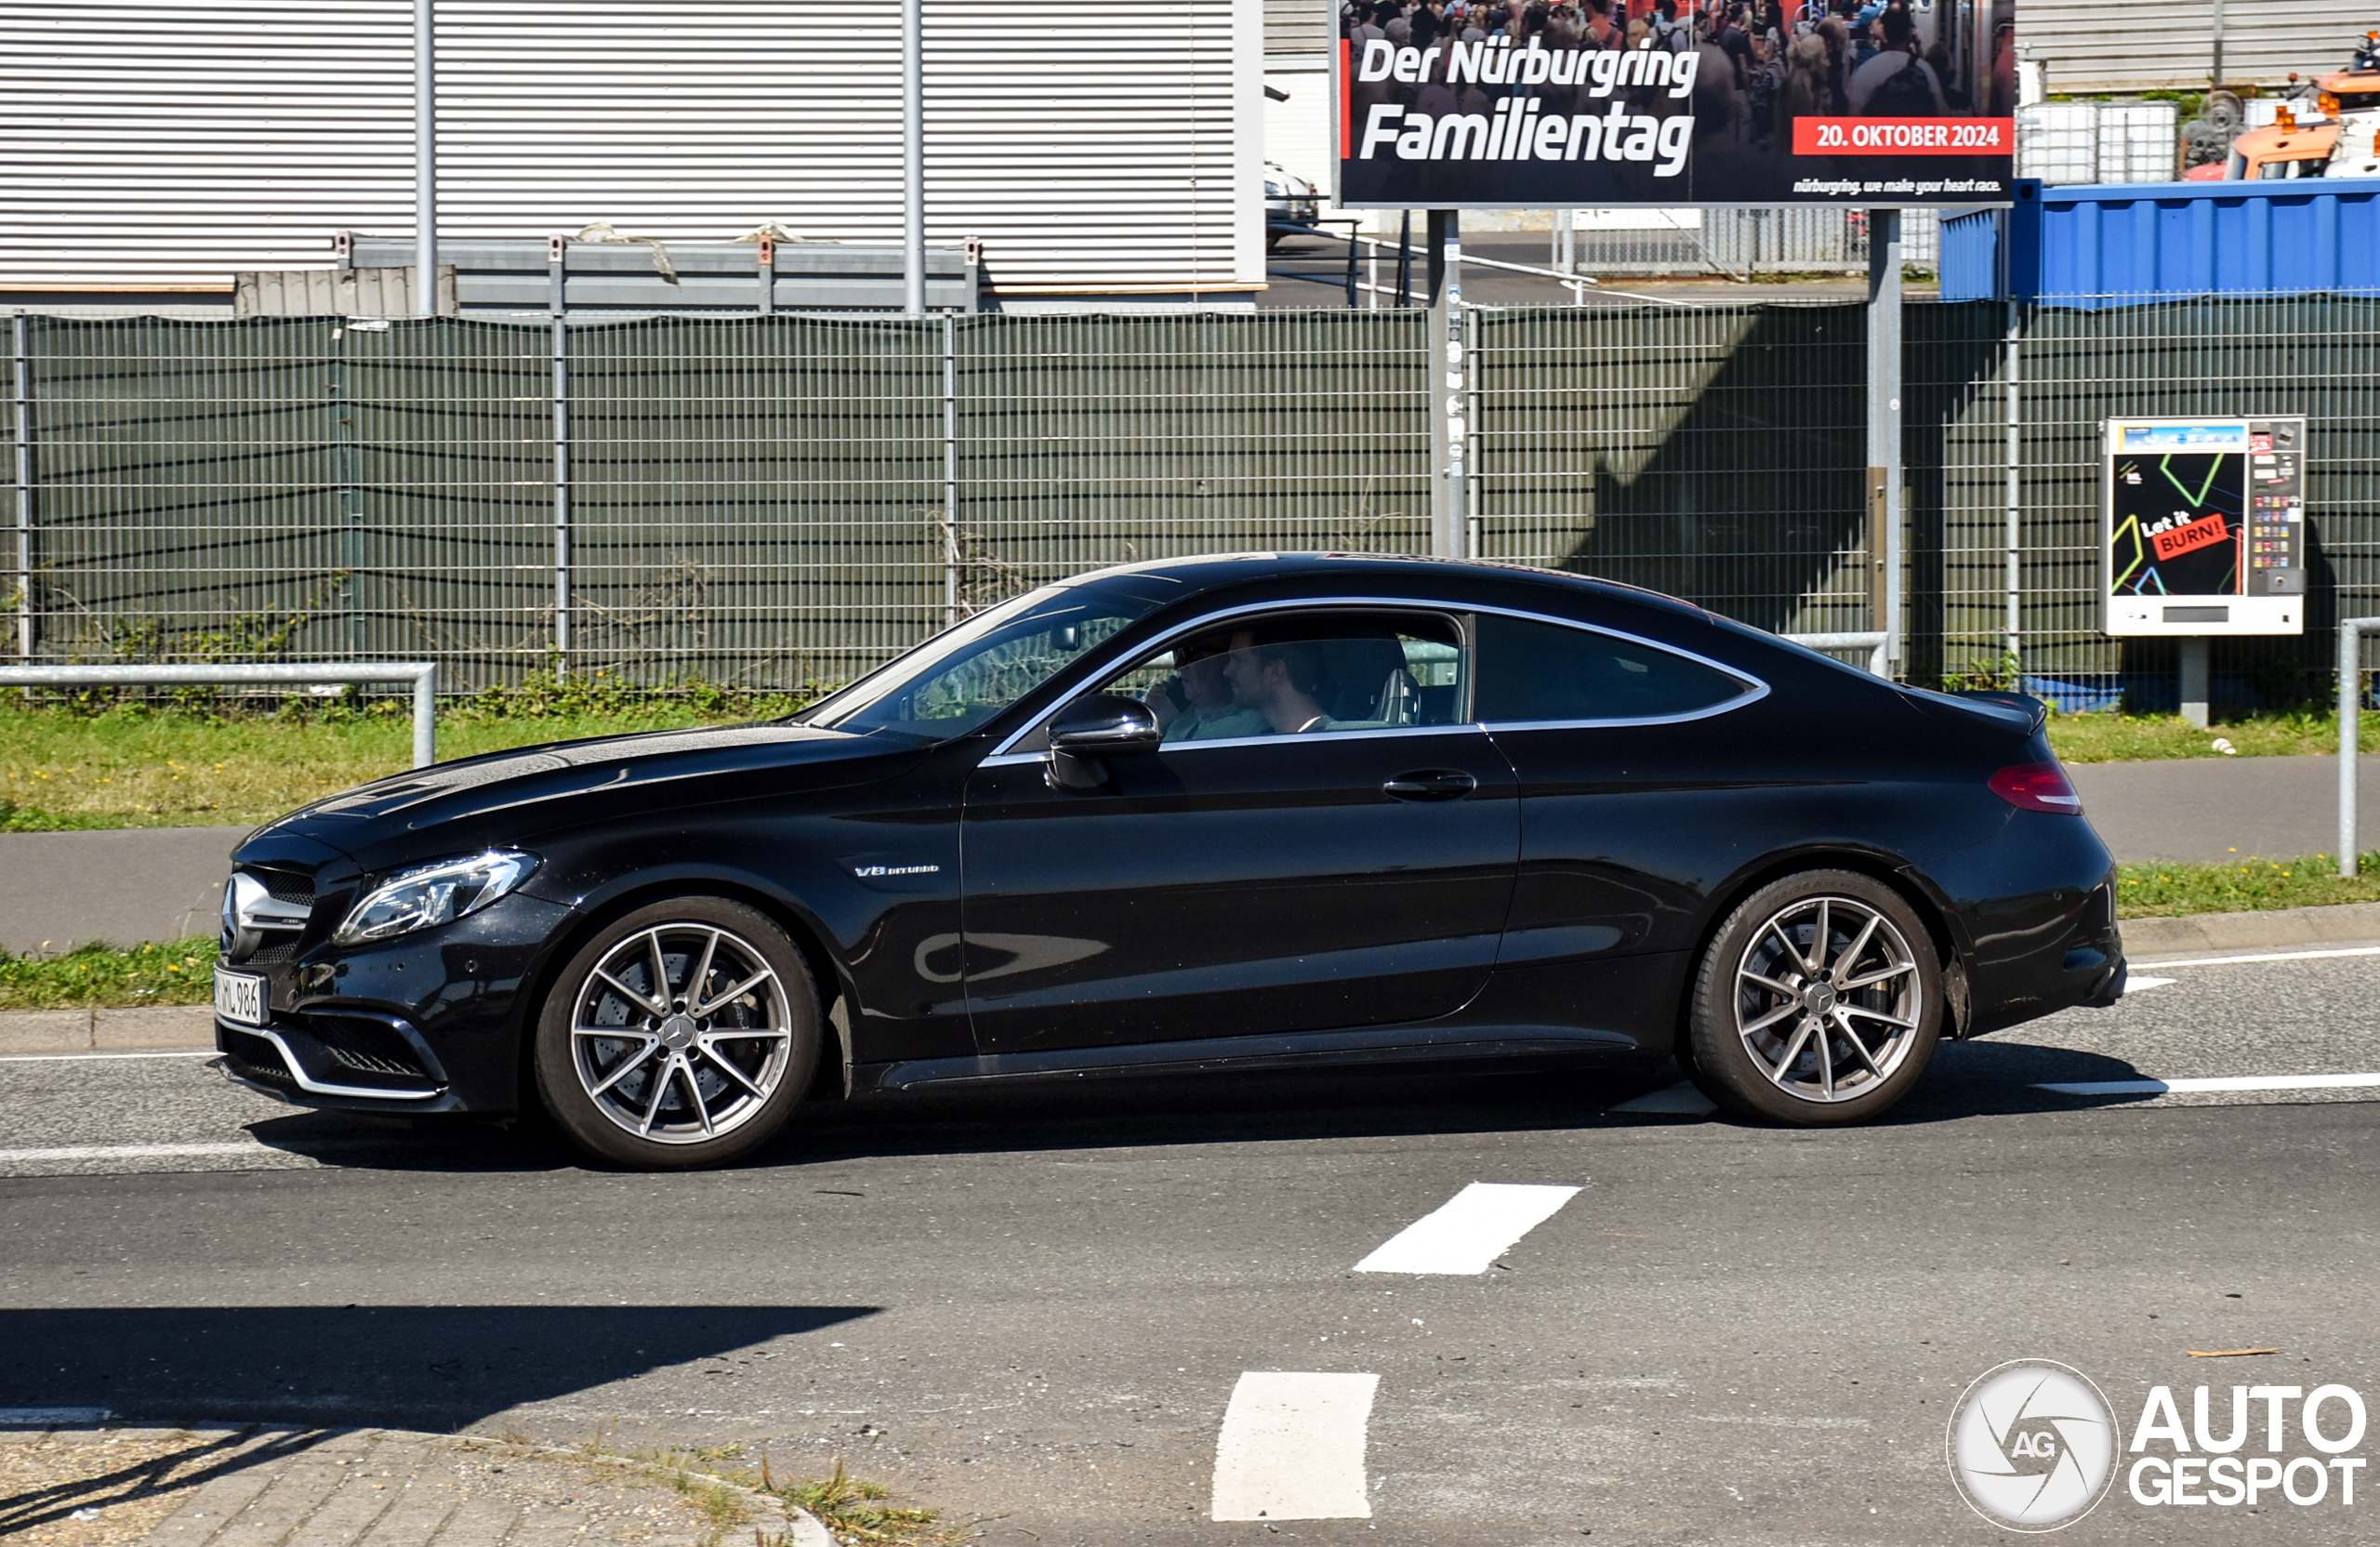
[213,890,574,1115]
[216,1012,459,1111]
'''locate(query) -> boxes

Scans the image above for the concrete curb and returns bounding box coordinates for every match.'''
[0,1003,215,1054]
[2122,900,2380,959]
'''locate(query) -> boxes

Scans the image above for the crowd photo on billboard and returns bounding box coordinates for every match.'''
[1334,0,2017,206]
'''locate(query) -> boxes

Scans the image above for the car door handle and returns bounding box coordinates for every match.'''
[1382,770,1478,801]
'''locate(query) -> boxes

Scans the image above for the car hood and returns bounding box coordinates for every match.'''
[245,721,919,860]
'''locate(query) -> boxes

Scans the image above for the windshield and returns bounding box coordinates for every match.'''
[802,579,1176,741]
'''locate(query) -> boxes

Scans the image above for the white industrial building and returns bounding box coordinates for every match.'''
[1,0,1265,311]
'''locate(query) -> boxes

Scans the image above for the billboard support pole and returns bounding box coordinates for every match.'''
[2179,637,2211,727]
[1866,209,1903,674]
[414,0,436,317]
[1426,210,1463,559]
[903,0,924,316]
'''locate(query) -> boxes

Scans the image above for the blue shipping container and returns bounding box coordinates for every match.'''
[1938,208,2004,303]
[1939,177,2380,308]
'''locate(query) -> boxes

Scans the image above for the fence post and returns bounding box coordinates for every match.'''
[549,236,572,678]
[2003,299,2022,666]
[333,323,365,655]
[1866,208,1904,675]
[940,313,960,626]
[1426,210,1463,559]
[412,663,438,768]
[10,311,31,664]
[2343,618,2380,878]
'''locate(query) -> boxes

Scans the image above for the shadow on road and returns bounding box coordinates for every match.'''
[232,1035,2180,1178]
[0,1305,877,1429]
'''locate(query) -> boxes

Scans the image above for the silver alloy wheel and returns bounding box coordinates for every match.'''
[1732,894,1922,1104]
[569,922,794,1144]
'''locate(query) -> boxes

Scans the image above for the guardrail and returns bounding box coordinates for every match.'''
[2342,618,2380,878]
[0,663,439,768]
[1783,631,1889,678]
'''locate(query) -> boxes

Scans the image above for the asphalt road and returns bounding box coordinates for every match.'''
[5,949,2379,1544]
[2069,754,2380,865]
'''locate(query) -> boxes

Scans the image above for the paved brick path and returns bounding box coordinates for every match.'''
[1,1423,828,1547]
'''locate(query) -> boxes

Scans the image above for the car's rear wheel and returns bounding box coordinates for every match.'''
[534,897,820,1169]
[1685,870,1941,1126]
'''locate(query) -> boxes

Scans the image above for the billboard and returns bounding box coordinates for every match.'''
[1332,2,2016,208]
[2104,417,2307,638]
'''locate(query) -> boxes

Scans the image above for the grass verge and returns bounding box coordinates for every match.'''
[0,936,216,1011]
[2116,854,2380,919]
[1,677,813,830]
[2047,708,2380,763]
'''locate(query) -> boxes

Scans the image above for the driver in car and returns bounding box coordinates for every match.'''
[1147,637,1269,742]
[1223,627,1340,734]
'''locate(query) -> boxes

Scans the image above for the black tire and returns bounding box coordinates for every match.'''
[1684,869,1942,1127]
[534,896,822,1170]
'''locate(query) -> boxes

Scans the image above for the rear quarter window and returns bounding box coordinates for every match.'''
[1474,614,1752,723]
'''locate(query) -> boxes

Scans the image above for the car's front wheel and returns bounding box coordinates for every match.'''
[534,897,821,1169]
[1684,870,1942,1126]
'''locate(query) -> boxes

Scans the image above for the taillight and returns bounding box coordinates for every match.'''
[1990,762,2082,815]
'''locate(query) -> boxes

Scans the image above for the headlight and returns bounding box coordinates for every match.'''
[334,851,538,945]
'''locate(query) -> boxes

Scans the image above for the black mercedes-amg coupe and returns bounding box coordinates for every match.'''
[213,555,2123,1167]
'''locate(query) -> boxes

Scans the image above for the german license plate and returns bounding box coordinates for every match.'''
[213,967,266,1026]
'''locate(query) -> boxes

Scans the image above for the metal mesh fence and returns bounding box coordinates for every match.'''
[1954,294,2380,712]
[7,298,2377,707]
[1518,207,1939,279]
[1472,302,1871,637]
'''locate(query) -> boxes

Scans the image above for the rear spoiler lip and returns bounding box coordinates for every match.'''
[1950,688,2050,734]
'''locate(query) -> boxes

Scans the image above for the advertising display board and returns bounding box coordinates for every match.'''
[2103,417,2307,638]
[1332,1,2016,208]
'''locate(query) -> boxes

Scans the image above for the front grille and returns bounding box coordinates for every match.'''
[245,941,299,966]
[219,1027,297,1089]
[253,869,316,907]
[309,1014,428,1080]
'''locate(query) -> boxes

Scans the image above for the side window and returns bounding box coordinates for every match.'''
[1474,614,1750,723]
[1094,610,1468,743]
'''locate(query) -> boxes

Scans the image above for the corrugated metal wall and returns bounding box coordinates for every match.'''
[1263,0,1329,59]
[0,2,415,289]
[2030,0,2373,91]
[0,1,1262,295]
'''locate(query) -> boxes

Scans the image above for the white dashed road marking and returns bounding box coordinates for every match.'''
[1210,1371,1378,1522]
[2034,1072,2380,1097]
[1355,1181,1581,1275]
[2122,975,2176,993]
[2140,945,2380,969]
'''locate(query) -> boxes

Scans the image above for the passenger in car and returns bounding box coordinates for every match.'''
[1147,638,1270,742]
[1223,626,1341,734]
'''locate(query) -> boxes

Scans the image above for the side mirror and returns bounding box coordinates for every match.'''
[1045,694,1161,792]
